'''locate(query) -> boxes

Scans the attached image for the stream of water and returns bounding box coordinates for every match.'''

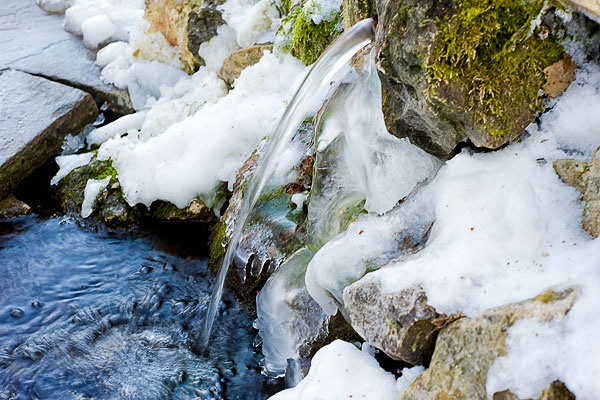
[200,18,376,347]
[0,216,281,399]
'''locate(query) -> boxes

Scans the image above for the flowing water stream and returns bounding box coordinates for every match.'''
[0,216,281,399]
[200,18,376,348]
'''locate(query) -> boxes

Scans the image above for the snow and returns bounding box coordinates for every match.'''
[396,366,424,394]
[64,0,144,48]
[37,0,74,14]
[302,0,342,25]
[97,52,306,208]
[81,177,111,218]
[87,110,148,145]
[51,152,95,184]
[219,0,281,48]
[269,340,398,400]
[341,65,600,399]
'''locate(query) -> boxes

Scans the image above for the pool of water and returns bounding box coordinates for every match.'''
[0,215,281,399]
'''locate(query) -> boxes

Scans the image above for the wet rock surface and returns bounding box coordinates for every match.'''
[554,147,600,237]
[343,283,439,366]
[0,69,98,203]
[0,0,132,114]
[402,288,578,400]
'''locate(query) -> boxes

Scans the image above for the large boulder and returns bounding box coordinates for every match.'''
[554,147,600,237]
[345,0,568,158]
[402,288,578,399]
[144,0,225,73]
[0,69,98,205]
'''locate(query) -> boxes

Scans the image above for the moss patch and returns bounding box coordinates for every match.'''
[427,0,563,137]
[534,289,560,303]
[279,4,343,65]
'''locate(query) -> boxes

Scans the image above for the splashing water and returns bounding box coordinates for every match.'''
[200,19,376,347]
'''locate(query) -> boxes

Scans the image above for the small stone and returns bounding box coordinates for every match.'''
[561,0,600,20]
[0,195,31,220]
[217,44,273,86]
[543,55,577,98]
[10,308,24,318]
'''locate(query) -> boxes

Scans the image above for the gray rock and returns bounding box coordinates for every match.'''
[0,194,31,219]
[217,44,273,86]
[144,0,225,73]
[0,0,132,114]
[366,0,565,158]
[0,69,98,201]
[402,288,578,400]
[343,282,439,365]
[554,147,600,237]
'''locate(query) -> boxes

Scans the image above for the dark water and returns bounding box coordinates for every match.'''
[0,216,280,399]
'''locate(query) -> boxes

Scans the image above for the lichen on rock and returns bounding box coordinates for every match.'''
[401,287,578,399]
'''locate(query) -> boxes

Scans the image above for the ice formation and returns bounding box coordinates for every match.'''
[51,152,95,185]
[81,177,111,218]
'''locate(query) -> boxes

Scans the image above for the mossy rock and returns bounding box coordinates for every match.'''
[53,156,219,228]
[371,0,567,158]
[278,4,343,65]
[52,158,141,227]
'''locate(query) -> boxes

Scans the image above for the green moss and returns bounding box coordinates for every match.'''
[97,161,118,180]
[279,4,343,65]
[209,220,227,270]
[427,0,563,136]
[534,289,560,303]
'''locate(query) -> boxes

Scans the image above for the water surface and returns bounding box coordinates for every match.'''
[0,216,279,399]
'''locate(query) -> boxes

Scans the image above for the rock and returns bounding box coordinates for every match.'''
[343,282,439,365]
[150,198,217,223]
[0,69,98,201]
[0,195,31,219]
[543,55,577,98]
[554,148,600,237]
[52,158,138,226]
[369,0,565,158]
[402,288,578,399]
[145,0,225,73]
[341,0,373,30]
[209,123,314,313]
[217,44,273,86]
[0,0,132,114]
[562,0,600,20]
[492,380,575,400]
